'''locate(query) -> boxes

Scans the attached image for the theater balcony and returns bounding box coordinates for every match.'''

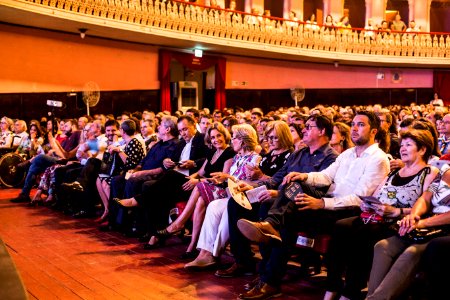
[1,0,449,69]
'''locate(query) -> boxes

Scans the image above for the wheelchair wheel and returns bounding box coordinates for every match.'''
[0,153,25,188]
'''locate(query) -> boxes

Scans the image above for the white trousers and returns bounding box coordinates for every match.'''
[196,198,229,257]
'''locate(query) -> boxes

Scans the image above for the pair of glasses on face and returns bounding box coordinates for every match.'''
[304,124,318,130]
[266,136,278,141]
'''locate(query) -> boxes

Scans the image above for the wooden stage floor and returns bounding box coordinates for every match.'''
[0,188,324,300]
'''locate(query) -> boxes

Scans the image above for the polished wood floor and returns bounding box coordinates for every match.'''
[0,188,324,300]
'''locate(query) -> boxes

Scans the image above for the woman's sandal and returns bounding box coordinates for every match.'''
[143,228,185,250]
[114,198,137,208]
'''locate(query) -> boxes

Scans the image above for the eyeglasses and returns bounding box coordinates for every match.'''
[266,135,278,141]
[305,125,318,130]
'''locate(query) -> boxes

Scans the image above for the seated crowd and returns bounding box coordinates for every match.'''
[4,101,450,299]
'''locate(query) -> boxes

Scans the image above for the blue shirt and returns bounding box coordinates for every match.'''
[140,138,179,170]
[265,143,338,190]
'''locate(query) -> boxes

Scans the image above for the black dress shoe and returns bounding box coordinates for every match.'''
[180,250,200,260]
[10,194,31,203]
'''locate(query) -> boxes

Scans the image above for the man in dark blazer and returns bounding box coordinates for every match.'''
[131,115,209,240]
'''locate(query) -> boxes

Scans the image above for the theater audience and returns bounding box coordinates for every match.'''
[324,129,438,300]
[6,101,450,299]
[236,111,390,299]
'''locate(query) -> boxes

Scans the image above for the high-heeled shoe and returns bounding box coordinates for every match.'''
[143,235,165,250]
[114,198,138,208]
[156,227,185,240]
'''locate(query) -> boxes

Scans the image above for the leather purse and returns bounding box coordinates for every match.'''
[360,210,384,224]
[404,227,448,244]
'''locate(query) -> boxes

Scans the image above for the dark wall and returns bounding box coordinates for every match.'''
[344,0,366,28]
[386,0,409,25]
[226,88,434,112]
[0,90,159,121]
[430,1,450,33]
[0,88,434,121]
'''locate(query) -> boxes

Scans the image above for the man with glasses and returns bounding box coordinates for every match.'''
[236,111,390,300]
[217,115,338,278]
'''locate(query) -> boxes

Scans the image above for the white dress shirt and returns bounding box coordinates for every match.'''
[305,143,390,210]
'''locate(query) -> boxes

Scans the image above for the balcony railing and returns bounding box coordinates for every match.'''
[14,0,450,60]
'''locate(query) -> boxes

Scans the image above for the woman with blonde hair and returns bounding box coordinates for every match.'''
[184,124,261,269]
[0,116,14,148]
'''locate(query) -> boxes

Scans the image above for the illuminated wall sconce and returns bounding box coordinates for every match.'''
[79,28,87,39]
[194,49,203,58]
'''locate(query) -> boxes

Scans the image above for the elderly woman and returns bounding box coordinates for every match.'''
[143,122,235,254]
[324,129,438,300]
[329,122,353,154]
[0,116,13,148]
[96,119,145,221]
[366,163,450,299]
[184,124,261,269]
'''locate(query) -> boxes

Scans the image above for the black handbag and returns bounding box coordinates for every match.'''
[404,227,448,244]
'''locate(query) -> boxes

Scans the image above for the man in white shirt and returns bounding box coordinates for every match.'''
[237,111,390,300]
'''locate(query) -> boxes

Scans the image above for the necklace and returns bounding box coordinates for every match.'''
[211,148,226,163]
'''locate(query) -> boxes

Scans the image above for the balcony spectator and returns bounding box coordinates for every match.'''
[391,14,406,32]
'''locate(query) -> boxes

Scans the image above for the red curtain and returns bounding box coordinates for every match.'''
[434,70,450,106]
[158,49,227,112]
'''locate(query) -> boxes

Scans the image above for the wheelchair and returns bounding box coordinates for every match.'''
[0,148,26,188]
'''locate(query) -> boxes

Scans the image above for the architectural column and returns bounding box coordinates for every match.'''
[244,0,252,13]
[370,0,387,26]
[329,0,343,22]
[365,0,372,24]
[412,0,431,31]
[283,0,291,18]
[408,0,414,23]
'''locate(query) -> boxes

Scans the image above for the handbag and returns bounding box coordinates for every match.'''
[404,227,448,244]
[360,210,384,224]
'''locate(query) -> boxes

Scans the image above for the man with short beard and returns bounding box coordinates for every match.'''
[237,111,390,300]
